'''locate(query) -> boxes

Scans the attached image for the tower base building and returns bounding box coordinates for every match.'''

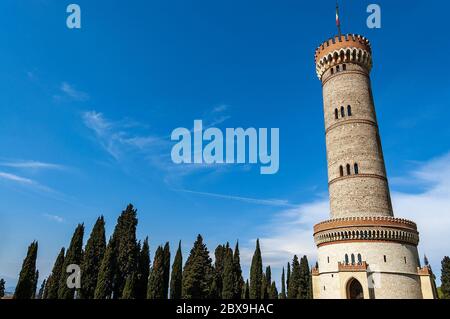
[311,34,437,299]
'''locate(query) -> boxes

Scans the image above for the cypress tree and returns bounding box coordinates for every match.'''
[288,255,300,299]
[58,224,84,299]
[44,247,65,299]
[243,280,250,299]
[80,216,106,299]
[122,273,137,299]
[299,255,311,299]
[147,246,165,299]
[163,242,171,299]
[182,235,214,299]
[222,244,234,299]
[113,204,139,299]
[14,241,38,299]
[232,242,244,299]
[280,267,286,299]
[32,270,39,299]
[170,241,183,299]
[0,278,5,298]
[286,262,291,297]
[269,281,278,299]
[136,237,150,299]
[213,244,226,298]
[441,256,450,299]
[249,239,263,299]
[261,272,268,299]
[94,238,116,299]
[37,279,46,299]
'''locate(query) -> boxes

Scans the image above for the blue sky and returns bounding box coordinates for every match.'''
[1,0,449,289]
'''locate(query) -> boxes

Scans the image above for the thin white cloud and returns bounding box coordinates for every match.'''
[248,152,450,283]
[175,188,297,208]
[0,160,65,170]
[212,104,229,113]
[82,111,167,160]
[0,172,35,185]
[0,171,58,194]
[60,82,89,101]
[43,214,64,223]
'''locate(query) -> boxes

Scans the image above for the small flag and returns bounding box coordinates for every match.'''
[336,1,342,35]
[336,6,340,27]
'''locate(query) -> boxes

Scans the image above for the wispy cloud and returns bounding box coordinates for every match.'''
[0,160,65,171]
[0,172,36,185]
[43,214,64,223]
[54,82,89,102]
[174,188,296,208]
[246,152,450,283]
[82,111,167,160]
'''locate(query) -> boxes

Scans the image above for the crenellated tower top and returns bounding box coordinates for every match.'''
[314,34,372,80]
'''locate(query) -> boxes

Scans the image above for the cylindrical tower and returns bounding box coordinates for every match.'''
[315,34,392,219]
[311,34,433,299]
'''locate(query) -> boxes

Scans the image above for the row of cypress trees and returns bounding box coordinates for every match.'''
[13,204,307,299]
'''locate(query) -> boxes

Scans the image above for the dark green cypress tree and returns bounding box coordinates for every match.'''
[441,256,450,299]
[249,239,263,299]
[163,242,171,299]
[170,241,183,299]
[44,247,65,299]
[37,279,46,299]
[136,237,150,299]
[262,266,271,299]
[94,238,116,299]
[182,235,214,299]
[288,255,300,299]
[0,278,5,298]
[113,204,139,299]
[147,246,165,299]
[80,216,106,299]
[269,281,278,299]
[280,267,286,299]
[213,244,226,298]
[122,273,137,299]
[286,262,291,297]
[299,255,312,299]
[58,224,84,299]
[243,280,250,299]
[14,241,38,299]
[32,270,39,299]
[232,242,244,299]
[222,244,234,299]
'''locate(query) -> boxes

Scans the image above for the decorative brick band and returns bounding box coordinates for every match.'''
[313,216,419,247]
[322,70,369,86]
[338,261,368,272]
[328,173,387,186]
[325,118,378,135]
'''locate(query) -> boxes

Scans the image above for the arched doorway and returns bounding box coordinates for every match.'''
[347,278,364,299]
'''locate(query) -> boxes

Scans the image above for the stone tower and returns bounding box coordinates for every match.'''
[311,34,436,299]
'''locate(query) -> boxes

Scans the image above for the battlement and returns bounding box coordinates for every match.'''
[314,34,373,79]
[315,34,372,64]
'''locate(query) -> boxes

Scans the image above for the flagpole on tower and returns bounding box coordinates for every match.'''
[336,1,342,36]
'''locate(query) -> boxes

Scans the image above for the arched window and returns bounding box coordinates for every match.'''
[336,65,340,72]
[351,254,355,265]
[347,105,352,116]
[339,166,344,177]
[357,254,362,264]
[341,106,345,117]
[354,163,359,175]
[331,68,334,75]
[345,254,349,265]
[343,64,347,71]
[335,108,339,119]
[346,164,351,175]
